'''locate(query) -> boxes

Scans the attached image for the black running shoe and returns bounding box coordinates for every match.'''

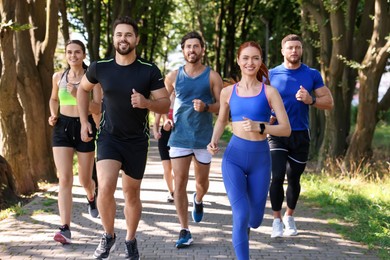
[191,192,204,222]
[93,233,116,259]
[125,238,140,260]
[87,194,99,218]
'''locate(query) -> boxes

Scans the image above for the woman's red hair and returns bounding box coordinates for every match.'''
[237,41,270,85]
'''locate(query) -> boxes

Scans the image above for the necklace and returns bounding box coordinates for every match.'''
[66,69,84,87]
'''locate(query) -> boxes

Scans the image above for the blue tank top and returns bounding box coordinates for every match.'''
[168,66,213,149]
[229,83,271,122]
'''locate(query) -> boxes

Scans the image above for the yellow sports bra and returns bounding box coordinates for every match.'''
[58,69,79,106]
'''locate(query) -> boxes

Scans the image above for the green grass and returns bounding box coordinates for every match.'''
[301,174,390,259]
[372,122,390,153]
[0,202,27,220]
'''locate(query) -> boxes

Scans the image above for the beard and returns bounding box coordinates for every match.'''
[115,42,135,55]
[286,55,301,65]
[185,52,202,63]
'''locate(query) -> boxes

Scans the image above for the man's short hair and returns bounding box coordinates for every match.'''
[281,34,302,48]
[113,16,139,36]
[181,31,205,49]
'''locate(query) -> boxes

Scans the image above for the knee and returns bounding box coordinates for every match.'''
[59,174,73,188]
[78,176,93,189]
[250,215,264,229]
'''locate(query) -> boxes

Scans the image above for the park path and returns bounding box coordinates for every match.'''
[0,139,380,259]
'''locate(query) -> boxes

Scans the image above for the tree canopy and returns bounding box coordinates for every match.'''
[0,0,389,199]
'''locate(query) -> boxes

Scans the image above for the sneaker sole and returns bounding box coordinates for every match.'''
[93,242,116,259]
[54,233,71,244]
[175,238,193,248]
[284,231,298,236]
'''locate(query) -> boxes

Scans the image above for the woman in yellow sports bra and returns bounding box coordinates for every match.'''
[48,39,102,245]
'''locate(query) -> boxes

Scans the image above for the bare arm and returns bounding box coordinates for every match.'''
[89,83,102,115]
[165,70,177,96]
[153,113,162,140]
[193,70,223,113]
[48,72,61,126]
[207,86,231,155]
[296,85,334,110]
[313,86,334,110]
[208,70,223,113]
[77,75,96,142]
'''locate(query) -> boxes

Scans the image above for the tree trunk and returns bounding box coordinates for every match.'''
[0,155,19,209]
[16,0,58,183]
[345,0,390,162]
[0,0,59,195]
[0,2,37,194]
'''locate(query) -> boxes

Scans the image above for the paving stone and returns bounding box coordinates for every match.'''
[0,139,380,259]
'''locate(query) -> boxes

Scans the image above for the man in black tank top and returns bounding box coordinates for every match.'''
[77,16,170,260]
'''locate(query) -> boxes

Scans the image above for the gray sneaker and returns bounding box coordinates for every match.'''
[88,194,99,218]
[125,238,140,260]
[93,233,116,259]
[53,225,71,244]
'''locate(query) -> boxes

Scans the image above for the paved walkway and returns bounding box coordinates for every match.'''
[0,139,380,260]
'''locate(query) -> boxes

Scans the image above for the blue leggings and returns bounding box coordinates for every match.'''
[222,135,271,260]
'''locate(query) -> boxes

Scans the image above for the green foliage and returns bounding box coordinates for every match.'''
[301,174,390,259]
[0,202,26,220]
[0,20,33,31]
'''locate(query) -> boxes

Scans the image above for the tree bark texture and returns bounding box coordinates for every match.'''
[0,0,58,195]
[346,0,390,162]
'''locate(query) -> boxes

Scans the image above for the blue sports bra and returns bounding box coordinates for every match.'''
[229,83,272,122]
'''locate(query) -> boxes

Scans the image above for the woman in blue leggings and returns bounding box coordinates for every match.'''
[207,41,291,260]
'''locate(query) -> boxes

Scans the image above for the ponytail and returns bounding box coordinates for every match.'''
[257,63,270,85]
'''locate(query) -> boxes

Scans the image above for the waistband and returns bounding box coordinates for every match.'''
[229,134,269,152]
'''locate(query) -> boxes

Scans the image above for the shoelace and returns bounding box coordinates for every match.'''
[99,235,109,249]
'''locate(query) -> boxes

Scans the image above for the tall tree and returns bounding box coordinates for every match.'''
[346,0,390,162]
[300,0,381,167]
[0,0,58,194]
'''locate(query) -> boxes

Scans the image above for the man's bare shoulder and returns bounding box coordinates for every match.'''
[166,69,179,80]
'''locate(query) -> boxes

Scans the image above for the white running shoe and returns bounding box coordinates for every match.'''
[283,215,298,236]
[271,218,283,238]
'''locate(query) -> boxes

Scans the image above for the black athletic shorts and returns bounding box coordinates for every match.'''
[52,114,96,152]
[158,127,171,161]
[268,130,310,163]
[96,129,149,180]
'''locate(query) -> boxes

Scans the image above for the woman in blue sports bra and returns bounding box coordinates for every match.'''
[207,41,291,260]
[48,40,102,245]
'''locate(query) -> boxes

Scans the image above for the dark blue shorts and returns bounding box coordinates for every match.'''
[96,129,149,180]
[52,114,96,152]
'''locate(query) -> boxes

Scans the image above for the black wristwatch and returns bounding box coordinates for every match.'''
[310,96,316,106]
[204,103,209,112]
[259,123,266,134]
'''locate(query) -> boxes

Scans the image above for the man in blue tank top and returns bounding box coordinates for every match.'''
[77,16,170,259]
[268,34,334,238]
[165,31,223,248]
